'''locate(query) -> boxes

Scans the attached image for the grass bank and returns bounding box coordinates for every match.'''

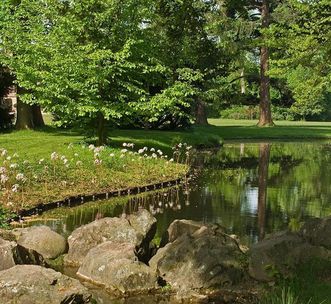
[207,119,331,141]
[0,128,191,214]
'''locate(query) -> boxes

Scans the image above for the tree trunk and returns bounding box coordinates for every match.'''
[258,0,274,127]
[257,143,271,241]
[15,98,34,130]
[195,98,208,125]
[32,104,45,128]
[97,112,107,146]
[240,69,246,94]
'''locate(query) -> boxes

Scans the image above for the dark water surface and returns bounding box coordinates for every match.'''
[27,141,331,246]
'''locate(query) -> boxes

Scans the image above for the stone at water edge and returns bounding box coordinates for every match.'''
[0,265,92,304]
[77,241,157,294]
[127,209,157,243]
[14,225,68,259]
[0,237,47,271]
[150,225,247,291]
[0,238,16,271]
[65,209,157,267]
[160,219,206,247]
[300,216,331,249]
[127,209,157,262]
[248,230,331,282]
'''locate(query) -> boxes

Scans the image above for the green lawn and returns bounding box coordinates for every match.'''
[207,119,331,141]
[0,128,189,211]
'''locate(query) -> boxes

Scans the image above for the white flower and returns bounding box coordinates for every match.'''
[121,149,128,153]
[120,154,125,159]
[11,184,19,192]
[169,158,174,162]
[76,161,82,166]
[88,144,95,150]
[109,153,115,157]
[74,153,79,157]
[152,153,157,158]
[94,146,104,153]
[0,174,8,184]
[94,159,102,165]
[94,152,100,158]
[10,163,18,169]
[0,149,7,157]
[150,148,155,152]
[127,143,134,148]
[143,154,148,157]
[60,155,66,161]
[157,150,163,155]
[138,149,144,154]
[51,152,59,161]
[0,167,6,174]
[122,143,128,147]
[38,158,44,164]
[16,173,25,181]
[6,156,11,161]
[178,143,182,148]
[63,158,68,165]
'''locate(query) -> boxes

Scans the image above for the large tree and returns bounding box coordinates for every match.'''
[268,0,331,120]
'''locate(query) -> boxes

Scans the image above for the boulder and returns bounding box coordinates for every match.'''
[300,216,331,249]
[249,231,331,282]
[0,237,47,271]
[160,219,205,247]
[150,225,246,291]
[15,226,67,259]
[77,241,157,294]
[0,265,91,304]
[65,210,156,266]
[0,238,16,271]
[128,209,157,244]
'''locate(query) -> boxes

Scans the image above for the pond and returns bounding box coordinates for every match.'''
[26,141,331,246]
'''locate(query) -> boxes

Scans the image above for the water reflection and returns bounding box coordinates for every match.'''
[25,141,331,245]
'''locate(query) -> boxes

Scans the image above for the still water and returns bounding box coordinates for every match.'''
[28,141,331,245]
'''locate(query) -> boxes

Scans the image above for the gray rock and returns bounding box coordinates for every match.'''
[128,209,157,244]
[15,226,67,259]
[0,265,91,304]
[0,237,47,271]
[300,216,331,249]
[65,210,156,267]
[150,225,246,291]
[160,219,205,247]
[77,241,157,294]
[249,231,331,282]
[0,238,16,271]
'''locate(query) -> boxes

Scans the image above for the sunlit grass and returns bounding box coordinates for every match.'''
[0,131,190,211]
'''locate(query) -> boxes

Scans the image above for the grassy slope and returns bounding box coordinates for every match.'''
[207,119,331,141]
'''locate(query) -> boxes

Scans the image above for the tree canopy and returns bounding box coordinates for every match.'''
[0,0,330,141]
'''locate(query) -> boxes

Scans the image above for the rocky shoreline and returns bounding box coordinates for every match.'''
[1,210,331,303]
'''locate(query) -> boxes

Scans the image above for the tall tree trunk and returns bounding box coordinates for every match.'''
[97,112,107,146]
[257,143,271,241]
[240,69,246,94]
[195,98,208,125]
[32,104,45,128]
[15,98,34,130]
[258,0,274,127]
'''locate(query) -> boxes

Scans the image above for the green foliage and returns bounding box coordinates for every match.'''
[260,288,301,304]
[0,205,12,228]
[268,0,331,120]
